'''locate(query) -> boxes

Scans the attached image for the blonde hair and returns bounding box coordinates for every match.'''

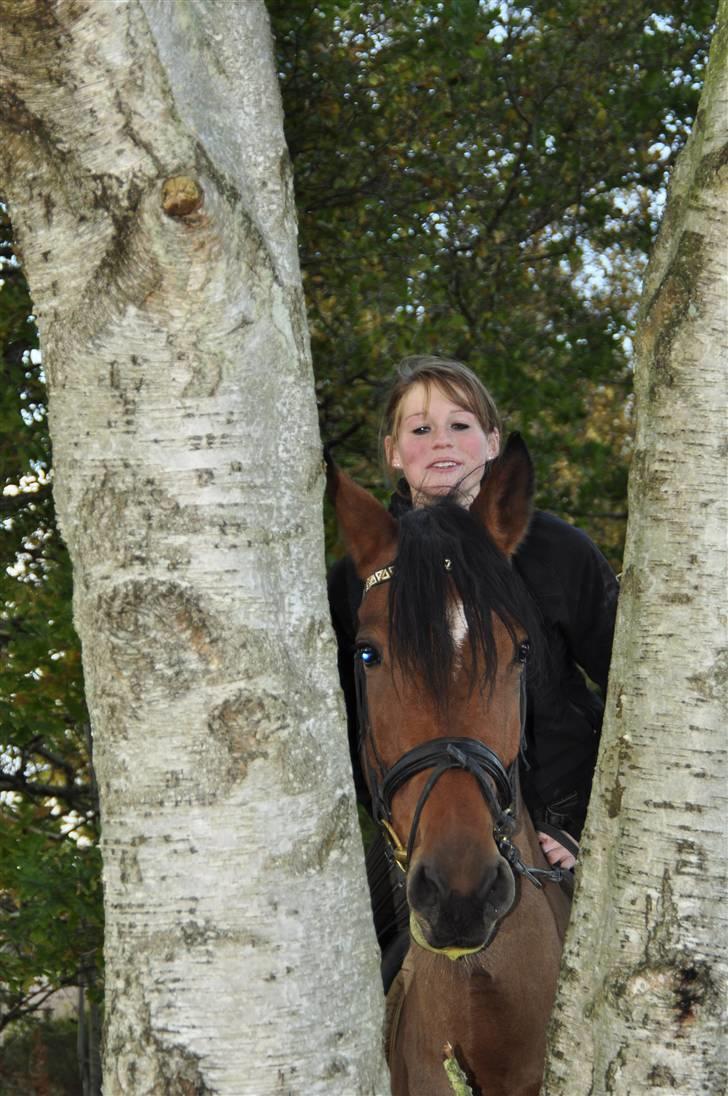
[382,355,501,475]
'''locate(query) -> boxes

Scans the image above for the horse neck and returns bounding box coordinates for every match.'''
[392,925,563,1096]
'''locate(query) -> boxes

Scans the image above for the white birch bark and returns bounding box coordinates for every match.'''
[0,2,387,1092]
[543,9,728,1094]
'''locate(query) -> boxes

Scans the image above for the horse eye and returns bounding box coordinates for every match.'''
[356,644,381,668]
[517,640,531,664]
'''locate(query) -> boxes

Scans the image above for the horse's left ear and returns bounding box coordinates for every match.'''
[324,448,398,579]
[471,432,534,558]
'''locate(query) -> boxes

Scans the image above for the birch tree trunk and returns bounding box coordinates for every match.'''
[543,9,727,1094]
[0,2,387,1092]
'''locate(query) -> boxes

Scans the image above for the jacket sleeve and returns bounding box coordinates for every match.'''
[557,522,619,695]
[515,512,619,838]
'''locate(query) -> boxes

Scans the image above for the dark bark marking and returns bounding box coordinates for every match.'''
[645,800,704,813]
[674,837,707,876]
[207,687,277,784]
[76,470,201,573]
[112,85,166,177]
[0,85,73,175]
[642,230,706,401]
[106,957,214,1092]
[314,793,355,868]
[688,645,728,702]
[607,733,632,818]
[191,138,287,292]
[604,1043,627,1089]
[664,591,692,605]
[673,965,704,1025]
[150,1040,213,1096]
[638,871,718,1033]
[694,140,728,187]
[116,845,142,887]
[93,579,219,696]
[607,777,624,819]
[647,1064,677,1086]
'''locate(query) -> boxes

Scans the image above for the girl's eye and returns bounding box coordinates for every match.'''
[451,422,469,431]
[356,644,381,668]
[412,425,430,435]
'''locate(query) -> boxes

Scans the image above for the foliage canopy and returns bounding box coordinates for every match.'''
[271,0,713,561]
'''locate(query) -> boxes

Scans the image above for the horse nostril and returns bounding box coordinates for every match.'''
[408,860,447,914]
[468,861,511,918]
[477,858,515,918]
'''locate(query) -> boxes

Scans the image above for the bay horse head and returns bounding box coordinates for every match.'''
[328,434,549,959]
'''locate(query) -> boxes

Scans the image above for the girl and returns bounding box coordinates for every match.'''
[328,355,618,980]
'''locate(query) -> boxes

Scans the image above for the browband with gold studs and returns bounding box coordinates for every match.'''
[363,564,395,597]
[362,557,452,599]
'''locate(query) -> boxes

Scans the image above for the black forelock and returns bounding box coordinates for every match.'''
[388,495,541,704]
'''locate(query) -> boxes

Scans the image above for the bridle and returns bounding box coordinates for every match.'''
[356,561,566,892]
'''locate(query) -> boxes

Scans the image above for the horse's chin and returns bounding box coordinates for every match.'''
[410,910,500,958]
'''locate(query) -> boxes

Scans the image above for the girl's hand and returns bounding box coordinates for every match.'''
[537,830,578,870]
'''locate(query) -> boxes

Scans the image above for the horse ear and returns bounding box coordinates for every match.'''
[325,450,398,578]
[471,433,534,558]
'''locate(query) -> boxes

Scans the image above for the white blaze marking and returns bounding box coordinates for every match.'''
[448,597,468,651]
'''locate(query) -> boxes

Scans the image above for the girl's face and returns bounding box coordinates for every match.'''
[385,382,499,507]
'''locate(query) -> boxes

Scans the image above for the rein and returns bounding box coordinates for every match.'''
[357,562,566,911]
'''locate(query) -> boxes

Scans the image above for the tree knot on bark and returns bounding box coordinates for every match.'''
[673,964,710,1027]
[162,176,204,218]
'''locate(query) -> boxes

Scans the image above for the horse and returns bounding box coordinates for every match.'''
[328,434,571,1096]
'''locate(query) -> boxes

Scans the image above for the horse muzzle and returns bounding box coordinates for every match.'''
[407,850,516,956]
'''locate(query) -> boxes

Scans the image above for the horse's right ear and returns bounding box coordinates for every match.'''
[471,432,534,557]
[325,450,398,579]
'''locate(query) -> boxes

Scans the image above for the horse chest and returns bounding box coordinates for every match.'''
[388,914,563,1096]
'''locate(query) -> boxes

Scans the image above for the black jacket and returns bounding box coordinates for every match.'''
[327,506,618,839]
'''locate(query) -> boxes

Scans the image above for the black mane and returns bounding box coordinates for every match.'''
[389,496,541,703]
